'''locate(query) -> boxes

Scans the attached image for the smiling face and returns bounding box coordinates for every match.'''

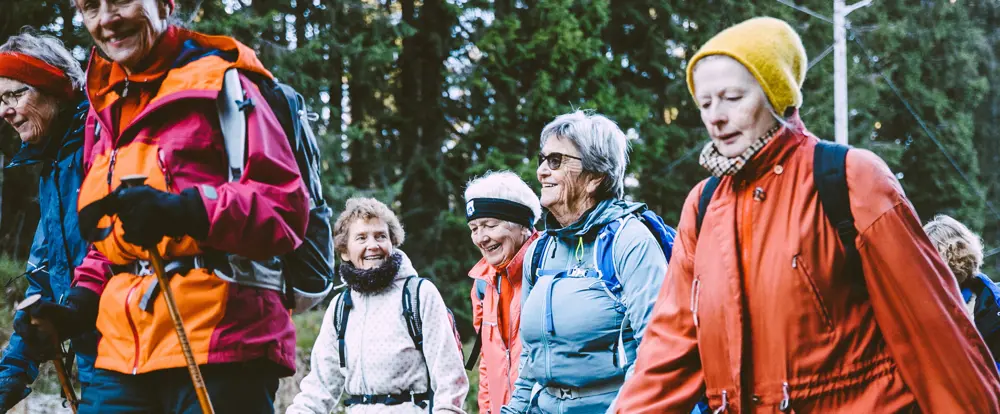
[0,78,61,145]
[76,0,171,72]
[537,136,602,226]
[468,218,528,268]
[341,217,394,270]
[693,56,778,158]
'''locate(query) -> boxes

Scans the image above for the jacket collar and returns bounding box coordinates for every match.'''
[468,231,540,282]
[542,198,645,239]
[91,25,184,99]
[734,113,809,182]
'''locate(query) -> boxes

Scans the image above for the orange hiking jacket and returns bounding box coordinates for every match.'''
[614,116,1000,413]
[74,27,309,376]
[470,232,538,414]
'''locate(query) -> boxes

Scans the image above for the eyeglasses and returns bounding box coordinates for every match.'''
[537,152,583,170]
[0,87,29,111]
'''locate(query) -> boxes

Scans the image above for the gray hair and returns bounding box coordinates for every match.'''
[0,30,85,91]
[540,111,629,199]
[465,170,542,226]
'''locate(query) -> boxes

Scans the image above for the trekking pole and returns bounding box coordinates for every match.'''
[17,294,78,414]
[120,175,216,414]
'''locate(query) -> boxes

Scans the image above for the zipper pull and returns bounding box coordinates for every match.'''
[791,255,798,269]
[121,74,130,98]
[690,279,701,327]
[713,390,728,414]
[779,382,791,412]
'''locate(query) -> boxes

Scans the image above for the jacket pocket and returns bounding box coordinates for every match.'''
[792,254,833,331]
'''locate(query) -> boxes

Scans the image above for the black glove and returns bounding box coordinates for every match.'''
[14,287,100,356]
[12,311,57,362]
[114,185,209,248]
[0,380,30,413]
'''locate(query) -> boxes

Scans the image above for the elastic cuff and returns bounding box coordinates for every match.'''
[180,188,211,240]
[68,286,100,326]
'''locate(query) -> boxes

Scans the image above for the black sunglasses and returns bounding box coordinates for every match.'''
[537,152,583,170]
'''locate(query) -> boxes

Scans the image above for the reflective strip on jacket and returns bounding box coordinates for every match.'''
[615,116,1000,413]
[470,231,539,414]
[73,27,309,376]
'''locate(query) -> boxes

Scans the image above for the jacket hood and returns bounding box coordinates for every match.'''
[394,249,418,280]
[86,26,274,113]
[542,198,645,240]
[468,231,540,281]
[7,97,88,169]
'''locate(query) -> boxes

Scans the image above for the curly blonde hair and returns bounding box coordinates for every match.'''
[333,197,405,255]
[924,215,983,283]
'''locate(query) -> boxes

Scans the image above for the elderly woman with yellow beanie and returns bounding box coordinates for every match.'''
[613,17,1000,413]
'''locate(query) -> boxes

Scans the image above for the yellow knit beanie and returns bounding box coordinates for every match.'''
[686,17,808,116]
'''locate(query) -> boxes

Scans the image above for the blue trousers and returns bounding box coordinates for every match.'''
[78,360,280,414]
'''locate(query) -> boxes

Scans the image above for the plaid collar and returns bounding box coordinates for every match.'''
[699,124,782,178]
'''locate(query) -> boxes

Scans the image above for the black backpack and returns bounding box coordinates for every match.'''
[217,69,335,313]
[696,141,863,281]
[333,276,463,368]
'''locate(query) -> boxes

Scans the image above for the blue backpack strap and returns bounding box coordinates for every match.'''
[334,288,352,368]
[813,141,863,283]
[636,209,677,264]
[594,219,625,297]
[696,176,721,236]
[466,279,489,370]
[527,234,552,284]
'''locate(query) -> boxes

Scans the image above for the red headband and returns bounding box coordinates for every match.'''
[0,53,75,100]
[167,0,174,9]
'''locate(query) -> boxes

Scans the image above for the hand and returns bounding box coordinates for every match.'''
[15,288,100,352]
[12,311,57,362]
[0,381,30,412]
[114,185,209,248]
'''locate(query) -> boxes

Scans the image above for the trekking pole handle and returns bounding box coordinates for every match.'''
[120,175,216,414]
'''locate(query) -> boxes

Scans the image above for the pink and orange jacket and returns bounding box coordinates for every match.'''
[73,26,309,376]
[470,232,538,414]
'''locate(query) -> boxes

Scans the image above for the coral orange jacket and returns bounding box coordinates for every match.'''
[614,116,1000,413]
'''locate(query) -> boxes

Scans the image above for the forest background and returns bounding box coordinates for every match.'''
[1,0,999,411]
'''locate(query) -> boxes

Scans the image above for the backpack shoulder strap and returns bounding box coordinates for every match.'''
[696,176,721,236]
[474,278,487,301]
[217,68,251,182]
[527,235,551,286]
[401,276,425,352]
[594,217,626,296]
[466,278,488,370]
[813,141,862,278]
[334,288,352,368]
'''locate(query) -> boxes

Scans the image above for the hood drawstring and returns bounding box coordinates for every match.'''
[574,237,584,265]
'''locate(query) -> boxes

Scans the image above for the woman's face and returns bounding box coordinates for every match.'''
[341,217,394,270]
[537,136,601,222]
[468,218,527,268]
[77,0,171,72]
[693,56,778,158]
[0,78,61,145]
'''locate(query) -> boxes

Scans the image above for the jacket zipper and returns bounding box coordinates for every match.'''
[51,160,74,281]
[125,279,142,374]
[157,148,174,191]
[106,148,119,189]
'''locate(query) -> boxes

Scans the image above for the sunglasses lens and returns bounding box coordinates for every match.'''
[549,154,562,170]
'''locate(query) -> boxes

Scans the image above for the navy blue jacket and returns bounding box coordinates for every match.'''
[0,98,97,394]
